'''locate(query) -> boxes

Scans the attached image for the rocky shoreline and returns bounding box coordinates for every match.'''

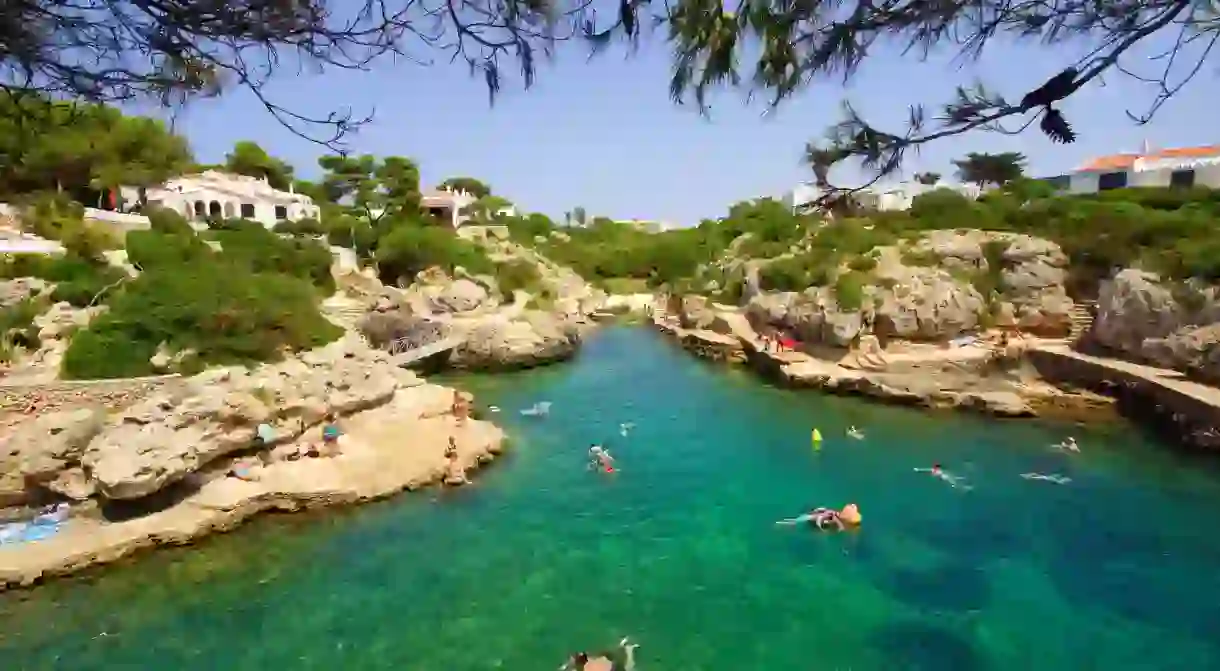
[0,335,506,591]
[652,306,1115,421]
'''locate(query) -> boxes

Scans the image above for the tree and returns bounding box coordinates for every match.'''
[438,177,492,199]
[461,195,515,223]
[0,1,636,148]
[665,0,1208,197]
[317,154,421,232]
[571,207,588,227]
[0,96,191,198]
[914,172,942,186]
[952,153,1027,187]
[223,141,295,190]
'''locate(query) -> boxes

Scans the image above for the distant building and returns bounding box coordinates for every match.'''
[419,188,516,228]
[1065,142,1220,193]
[788,181,981,212]
[616,219,679,233]
[121,171,321,228]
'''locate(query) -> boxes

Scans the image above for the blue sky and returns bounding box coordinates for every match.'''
[150,27,1215,226]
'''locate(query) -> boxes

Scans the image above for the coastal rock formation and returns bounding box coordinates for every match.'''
[450,310,579,370]
[1093,268,1220,351]
[743,231,1074,346]
[0,334,420,504]
[2,301,102,383]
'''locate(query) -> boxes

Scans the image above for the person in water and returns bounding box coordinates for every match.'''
[589,445,615,472]
[1055,436,1080,452]
[806,503,862,531]
[561,638,639,671]
[847,425,865,440]
[915,463,966,488]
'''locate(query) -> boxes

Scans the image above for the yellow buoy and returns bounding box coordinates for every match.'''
[812,428,823,449]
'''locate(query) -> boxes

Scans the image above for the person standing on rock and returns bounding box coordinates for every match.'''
[321,414,343,456]
[451,390,470,426]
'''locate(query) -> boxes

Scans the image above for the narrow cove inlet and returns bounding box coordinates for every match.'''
[3,326,1220,670]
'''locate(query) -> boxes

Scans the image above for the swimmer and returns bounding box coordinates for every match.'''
[1054,436,1080,453]
[915,463,968,489]
[588,445,615,472]
[561,637,639,671]
[488,405,501,413]
[1021,472,1072,485]
[619,422,635,437]
[777,503,861,530]
[847,425,865,440]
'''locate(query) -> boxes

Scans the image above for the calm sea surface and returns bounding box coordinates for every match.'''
[3,326,1220,670]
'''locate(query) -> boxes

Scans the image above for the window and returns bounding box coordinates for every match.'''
[1097,171,1128,191]
[208,201,222,217]
[274,205,288,220]
[240,203,256,218]
[193,201,206,217]
[1170,169,1195,189]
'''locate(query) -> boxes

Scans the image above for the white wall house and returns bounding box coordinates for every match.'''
[1066,143,1220,194]
[789,181,982,212]
[120,170,321,228]
[419,188,516,228]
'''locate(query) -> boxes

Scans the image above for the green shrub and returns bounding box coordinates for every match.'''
[126,230,213,270]
[208,217,265,233]
[848,255,878,273]
[0,254,127,307]
[211,226,335,292]
[0,297,45,362]
[374,224,493,284]
[274,218,326,236]
[833,271,867,310]
[146,207,194,235]
[62,263,342,379]
[494,260,542,296]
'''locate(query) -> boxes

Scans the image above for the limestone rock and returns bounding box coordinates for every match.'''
[79,335,405,500]
[0,278,49,308]
[450,311,579,370]
[432,278,489,313]
[0,408,106,505]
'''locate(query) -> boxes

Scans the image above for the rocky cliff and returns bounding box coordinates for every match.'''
[1091,268,1220,384]
[731,230,1074,346]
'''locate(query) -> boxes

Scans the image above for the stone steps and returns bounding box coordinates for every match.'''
[1068,300,1096,342]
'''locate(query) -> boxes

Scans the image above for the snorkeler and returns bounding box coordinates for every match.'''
[561,638,639,671]
[847,425,865,440]
[1054,436,1080,453]
[1021,472,1072,485]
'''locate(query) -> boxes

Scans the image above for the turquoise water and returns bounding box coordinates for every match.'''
[4,326,1220,670]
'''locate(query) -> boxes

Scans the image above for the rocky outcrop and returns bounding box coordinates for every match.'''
[0,334,419,505]
[1091,268,1220,382]
[743,231,1074,347]
[2,301,102,383]
[449,310,579,370]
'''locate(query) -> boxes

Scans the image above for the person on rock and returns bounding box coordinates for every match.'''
[451,390,470,426]
[321,414,343,455]
[445,436,459,462]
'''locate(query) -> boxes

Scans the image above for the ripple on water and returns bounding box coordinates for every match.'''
[4,327,1220,670]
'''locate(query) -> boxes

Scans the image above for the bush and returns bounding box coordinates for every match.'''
[833,271,867,310]
[208,217,265,233]
[210,226,335,292]
[146,207,194,235]
[126,229,213,270]
[0,254,127,307]
[0,297,45,362]
[274,217,326,236]
[62,263,342,379]
[375,224,493,284]
[495,259,542,296]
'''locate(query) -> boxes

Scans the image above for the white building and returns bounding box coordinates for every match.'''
[120,170,321,228]
[789,181,982,212]
[1065,143,1220,193]
[615,219,679,233]
[419,188,516,228]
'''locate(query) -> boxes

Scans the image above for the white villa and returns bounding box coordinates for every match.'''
[789,181,982,212]
[120,171,321,228]
[1060,142,1220,193]
[419,188,516,228]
